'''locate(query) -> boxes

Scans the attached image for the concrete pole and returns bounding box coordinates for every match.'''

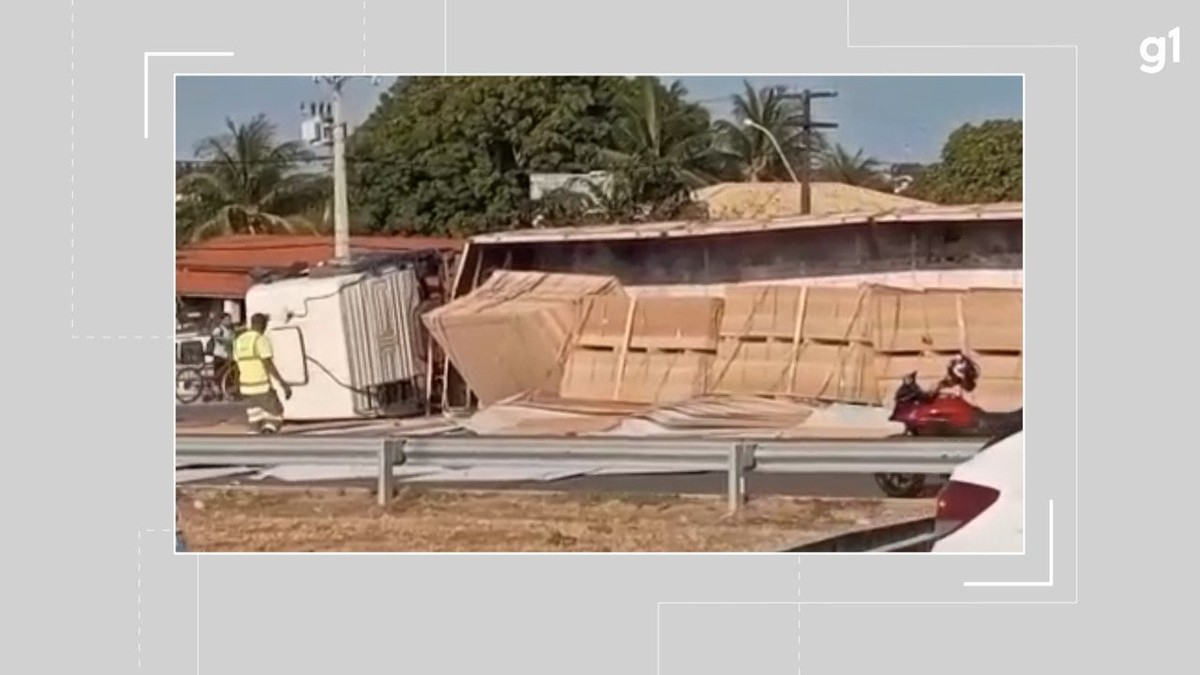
[331,79,351,262]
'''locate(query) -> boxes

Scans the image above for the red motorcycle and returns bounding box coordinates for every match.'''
[874,357,1022,498]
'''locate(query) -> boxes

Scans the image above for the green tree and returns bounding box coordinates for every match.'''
[349,77,722,234]
[598,77,719,219]
[348,76,636,235]
[906,119,1022,203]
[713,81,825,182]
[175,115,329,243]
[818,143,885,188]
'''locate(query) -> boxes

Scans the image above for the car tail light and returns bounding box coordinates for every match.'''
[935,480,1000,535]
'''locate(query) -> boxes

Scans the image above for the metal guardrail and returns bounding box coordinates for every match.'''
[174,435,382,465]
[753,443,972,475]
[176,434,983,508]
[400,435,740,470]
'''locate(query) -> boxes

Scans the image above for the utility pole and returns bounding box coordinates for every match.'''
[331,82,352,261]
[304,76,363,263]
[325,77,352,261]
[778,88,838,215]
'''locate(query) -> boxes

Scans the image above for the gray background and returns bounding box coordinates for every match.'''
[7,0,1190,672]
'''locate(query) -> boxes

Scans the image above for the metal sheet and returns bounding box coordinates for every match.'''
[587,464,714,476]
[176,466,257,483]
[250,464,442,482]
[339,266,426,413]
[401,466,594,483]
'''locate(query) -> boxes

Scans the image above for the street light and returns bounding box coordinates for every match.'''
[743,118,801,212]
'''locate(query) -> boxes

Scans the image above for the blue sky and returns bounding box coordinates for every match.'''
[175,75,1022,164]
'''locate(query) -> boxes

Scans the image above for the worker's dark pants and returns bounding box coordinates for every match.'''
[243,390,284,433]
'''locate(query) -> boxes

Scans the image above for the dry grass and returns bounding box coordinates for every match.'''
[178,486,934,553]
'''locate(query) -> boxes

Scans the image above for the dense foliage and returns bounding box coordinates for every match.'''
[906,119,1023,204]
[346,76,724,234]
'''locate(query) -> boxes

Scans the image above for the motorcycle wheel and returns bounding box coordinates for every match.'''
[874,473,927,498]
[872,427,930,498]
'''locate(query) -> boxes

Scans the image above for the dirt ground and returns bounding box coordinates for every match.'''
[177,486,935,552]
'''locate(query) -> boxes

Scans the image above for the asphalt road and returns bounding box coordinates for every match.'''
[176,402,243,426]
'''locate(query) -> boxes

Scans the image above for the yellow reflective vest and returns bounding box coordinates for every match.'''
[233,330,274,396]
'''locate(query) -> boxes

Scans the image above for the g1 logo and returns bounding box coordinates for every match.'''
[1141,27,1181,74]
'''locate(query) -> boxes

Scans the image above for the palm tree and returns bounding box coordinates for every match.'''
[713,81,828,182]
[175,114,329,243]
[818,144,885,188]
[535,175,638,226]
[603,77,721,200]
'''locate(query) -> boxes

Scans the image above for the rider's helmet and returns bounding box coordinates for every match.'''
[945,353,980,392]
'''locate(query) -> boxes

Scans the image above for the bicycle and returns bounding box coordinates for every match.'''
[175,361,240,404]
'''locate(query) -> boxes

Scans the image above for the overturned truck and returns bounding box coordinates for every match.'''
[429,203,1023,416]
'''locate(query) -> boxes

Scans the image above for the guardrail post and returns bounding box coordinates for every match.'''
[377,440,397,507]
[742,441,757,501]
[727,443,749,514]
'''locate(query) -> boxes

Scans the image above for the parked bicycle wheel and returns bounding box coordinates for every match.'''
[219,364,241,401]
[175,367,205,404]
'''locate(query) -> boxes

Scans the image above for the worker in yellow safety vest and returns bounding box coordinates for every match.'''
[233,313,292,434]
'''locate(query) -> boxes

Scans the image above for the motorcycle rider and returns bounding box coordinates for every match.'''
[933,352,979,398]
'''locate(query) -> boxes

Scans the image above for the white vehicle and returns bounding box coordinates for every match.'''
[931,429,1023,553]
[243,255,434,421]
